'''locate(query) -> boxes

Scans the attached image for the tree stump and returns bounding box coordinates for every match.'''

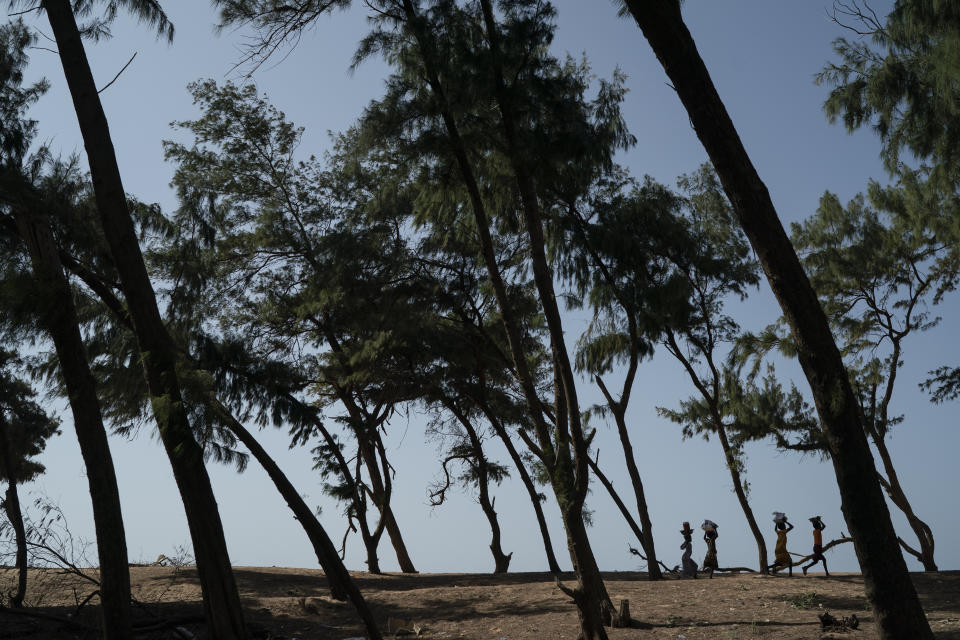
[612,599,631,628]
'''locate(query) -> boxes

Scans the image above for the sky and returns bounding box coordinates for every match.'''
[3,0,958,577]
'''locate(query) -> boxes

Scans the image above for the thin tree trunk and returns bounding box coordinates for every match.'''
[715,426,768,574]
[2,481,27,607]
[447,402,512,573]
[357,437,417,573]
[611,414,661,580]
[11,206,132,637]
[42,3,246,637]
[621,3,933,637]
[594,377,661,581]
[215,404,382,639]
[476,398,562,573]
[873,436,937,571]
[0,418,28,608]
[585,456,652,565]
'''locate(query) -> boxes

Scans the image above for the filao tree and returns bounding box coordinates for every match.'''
[27,1,249,635]
[745,182,958,571]
[164,80,422,575]
[619,1,934,637]
[0,20,134,637]
[214,2,638,635]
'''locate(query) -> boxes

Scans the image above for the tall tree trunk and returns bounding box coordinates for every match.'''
[715,426,767,574]
[477,399,562,573]
[478,3,617,634]
[621,3,933,637]
[611,413,661,580]
[215,404,382,639]
[11,207,132,637]
[593,375,661,581]
[585,456,655,570]
[42,3,247,637]
[873,435,937,571]
[0,417,28,608]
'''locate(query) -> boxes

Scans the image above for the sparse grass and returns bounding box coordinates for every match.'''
[780,591,820,609]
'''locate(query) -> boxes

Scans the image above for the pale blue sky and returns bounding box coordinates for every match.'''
[5,1,957,575]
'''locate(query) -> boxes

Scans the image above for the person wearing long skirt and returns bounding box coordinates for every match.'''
[680,522,698,578]
[701,520,718,578]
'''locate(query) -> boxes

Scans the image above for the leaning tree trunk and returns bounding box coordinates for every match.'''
[11,206,132,637]
[43,3,247,637]
[478,400,562,573]
[716,425,768,574]
[586,456,660,572]
[873,435,937,571]
[0,417,28,609]
[621,3,933,638]
[608,404,661,580]
[477,2,619,635]
[217,404,382,639]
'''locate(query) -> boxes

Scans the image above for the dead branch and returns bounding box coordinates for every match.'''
[788,536,853,564]
[628,545,679,576]
[712,566,758,574]
[0,603,92,631]
[97,51,137,94]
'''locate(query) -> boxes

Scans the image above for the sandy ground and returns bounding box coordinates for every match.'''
[1,566,958,639]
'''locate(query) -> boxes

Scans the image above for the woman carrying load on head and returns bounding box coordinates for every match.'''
[768,511,794,576]
[701,519,718,578]
[680,522,698,578]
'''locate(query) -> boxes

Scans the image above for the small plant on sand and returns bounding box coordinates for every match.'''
[666,613,681,627]
[782,591,819,609]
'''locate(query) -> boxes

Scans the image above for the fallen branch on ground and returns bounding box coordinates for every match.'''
[628,545,679,576]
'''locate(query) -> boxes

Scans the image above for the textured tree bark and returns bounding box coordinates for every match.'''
[42,3,246,637]
[11,206,132,637]
[621,3,933,637]
[715,426,768,574]
[0,417,28,608]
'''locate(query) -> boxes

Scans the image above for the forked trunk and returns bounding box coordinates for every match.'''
[358,438,417,573]
[43,3,247,636]
[11,207,132,637]
[476,3,616,634]
[586,455,657,577]
[622,3,933,637]
[716,426,768,574]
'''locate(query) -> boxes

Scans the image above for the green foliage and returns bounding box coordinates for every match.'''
[819,0,960,183]
[0,350,60,484]
[781,591,820,610]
